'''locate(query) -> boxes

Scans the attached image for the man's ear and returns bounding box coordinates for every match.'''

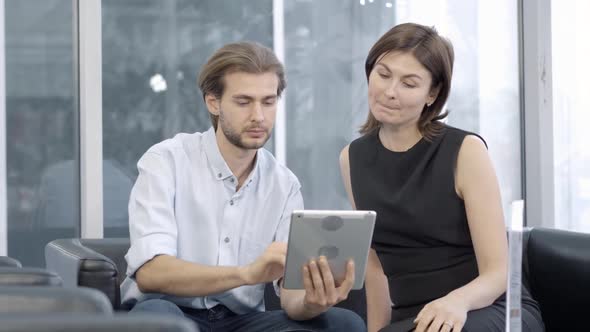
[205,94,220,116]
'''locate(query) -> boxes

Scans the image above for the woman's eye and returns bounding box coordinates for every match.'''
[403,82,416,88]
[378,72,390,79]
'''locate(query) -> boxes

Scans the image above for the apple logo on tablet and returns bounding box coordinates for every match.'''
[318,245,339,259]
[322,216,343,231]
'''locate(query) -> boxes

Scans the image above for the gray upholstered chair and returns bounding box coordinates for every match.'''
[0,267,62,287]
[0,314,199,332]
[0,286,112,315]
[0,256,22,268]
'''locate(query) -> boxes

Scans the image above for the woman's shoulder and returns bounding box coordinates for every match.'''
[440,123,468,137]
[347,131,380,167]
[352,129,378,144]
[440,123,487,149]
[350,130,379,151]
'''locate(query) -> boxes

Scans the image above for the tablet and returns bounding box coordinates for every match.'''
[282,210,376,290]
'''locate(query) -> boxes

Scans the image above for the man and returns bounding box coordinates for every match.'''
[121,42,366,332]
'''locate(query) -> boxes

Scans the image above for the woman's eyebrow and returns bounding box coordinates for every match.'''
[376,63,423,81]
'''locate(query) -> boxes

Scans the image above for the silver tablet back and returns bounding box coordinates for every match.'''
[282,210,376,290]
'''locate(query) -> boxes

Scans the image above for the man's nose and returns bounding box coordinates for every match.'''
[250,103,264,122]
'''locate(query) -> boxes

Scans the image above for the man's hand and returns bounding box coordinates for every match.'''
[301,256,355,314]
[242,242,287,285]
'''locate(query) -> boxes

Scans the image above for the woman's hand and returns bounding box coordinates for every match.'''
[413,293,468,332]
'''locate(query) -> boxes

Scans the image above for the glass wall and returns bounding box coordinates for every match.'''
[3,0,582,263]
[285,0,522,217]
[101,0,274,237]
[101,0,521,236]
[284,0,396,209]
[397,0,521,217]
[101,0,521,225]
[5,0,78,266]
[552,0,590,232]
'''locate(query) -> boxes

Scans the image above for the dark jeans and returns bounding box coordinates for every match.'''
[129,299,366,332]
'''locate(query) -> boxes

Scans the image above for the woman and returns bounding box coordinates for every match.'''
[339,23,544,332]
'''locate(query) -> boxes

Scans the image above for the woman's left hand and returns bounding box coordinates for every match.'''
[413,294,468,332]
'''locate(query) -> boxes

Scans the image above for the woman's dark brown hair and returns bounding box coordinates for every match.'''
[360,23,454,140]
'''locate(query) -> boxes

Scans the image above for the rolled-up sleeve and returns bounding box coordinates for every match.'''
[274,180,304,243]
[273,179,304,294]
[125,151,178,278]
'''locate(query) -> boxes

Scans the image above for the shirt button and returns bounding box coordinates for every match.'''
[230,178,235,183]
[217,173,222,178]
[224,237,230,243]
[229,200,234,206]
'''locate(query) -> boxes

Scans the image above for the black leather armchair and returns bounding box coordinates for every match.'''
[45,238,129,309]
[45,228,590,331]
[45,237,365,315]
[521,227,590,331]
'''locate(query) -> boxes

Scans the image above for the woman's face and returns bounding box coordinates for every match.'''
[368,51,438,129]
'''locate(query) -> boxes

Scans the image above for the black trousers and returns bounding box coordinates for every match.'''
[379,298,544,332]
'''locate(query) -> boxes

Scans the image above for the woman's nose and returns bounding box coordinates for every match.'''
[384,81,398,99]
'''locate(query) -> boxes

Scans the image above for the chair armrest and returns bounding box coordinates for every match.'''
[0,313,199,332]
[45,239,122,309]
[0,256,22,268]
[0,286,113,315]
[526,227,590,331]
[78,238,130,286]
[0,267,62,287]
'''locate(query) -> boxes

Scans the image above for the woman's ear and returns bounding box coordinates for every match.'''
[205,94,220,116]
[428,85,441,105]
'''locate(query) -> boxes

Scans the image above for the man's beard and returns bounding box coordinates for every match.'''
[219,110,271,150]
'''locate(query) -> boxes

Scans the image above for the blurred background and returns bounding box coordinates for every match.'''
[1,0,588,266]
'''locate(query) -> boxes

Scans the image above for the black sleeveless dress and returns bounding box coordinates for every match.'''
[349,125,544,331]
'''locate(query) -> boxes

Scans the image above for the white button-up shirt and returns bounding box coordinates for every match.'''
[121,127,303,314]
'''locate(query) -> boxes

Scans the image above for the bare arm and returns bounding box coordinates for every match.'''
[412,135,509,332]
[136,255,248,296]
[448,135,508,310]
[280,287,312,320]
[339,145,356,211]
[136,242,288,297]
[340,145,391,331]
[365,250,392,332]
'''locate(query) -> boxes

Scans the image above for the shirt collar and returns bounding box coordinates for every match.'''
[202,127,261,184]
